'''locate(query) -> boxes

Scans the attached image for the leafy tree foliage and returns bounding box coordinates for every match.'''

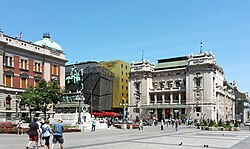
[20,80,63,120]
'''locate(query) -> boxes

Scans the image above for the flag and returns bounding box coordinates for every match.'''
[19,32,22,39]
[200,42,203,47]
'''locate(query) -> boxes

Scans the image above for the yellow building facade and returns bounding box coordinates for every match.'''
[100,60,130,112]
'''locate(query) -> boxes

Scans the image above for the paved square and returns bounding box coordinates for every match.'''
[1,125,250,149]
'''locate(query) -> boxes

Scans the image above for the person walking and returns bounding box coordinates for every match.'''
[51,119,64,149]
[42,119,53,149]
[17,119,23,135]
[91,118,97,132]
[26,118,40,149]
[197,119,200,129]
[175,119,179,131]
[139,120,143,130]
[161,120,164,131]
[107,118,111,128]
[171,118,175,128]
[37,118,45,147]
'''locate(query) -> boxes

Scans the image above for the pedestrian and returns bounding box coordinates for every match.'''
[166,119,169,127]
[171,118,175,128]
[51,118,64,149]
[139,120,143,130]
[161,120,164,131]
[37,118,45,147]
[42,119,53,149]
[175,119,179,131]
[26,118,40,149]
[197,119,200,129]
[107,118,111,128]
[17,118,23,135]
[91,118,97,132]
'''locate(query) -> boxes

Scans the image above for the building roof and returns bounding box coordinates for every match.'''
[34,33,63,51]
[155,56,188,70]
[141,104,191,109]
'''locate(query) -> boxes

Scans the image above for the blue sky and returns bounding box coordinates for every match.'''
[1,0,250,93]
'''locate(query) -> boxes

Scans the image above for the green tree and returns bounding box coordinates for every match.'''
[36,80,62,118]
[19,87,41,122]
[20,80,63,120]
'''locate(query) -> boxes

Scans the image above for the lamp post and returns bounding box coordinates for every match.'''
[87,90,93,116]
[120,98,128,123]
[15,92,20,119]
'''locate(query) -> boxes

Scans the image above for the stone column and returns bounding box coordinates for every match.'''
[170,93,173,104]
[154,108,157,119]
[154,94,157,104]
[162,94,165,104]
[179,93,181,104]
[0,49,4,86]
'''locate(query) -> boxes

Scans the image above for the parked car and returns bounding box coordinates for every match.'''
[244,121,250,126]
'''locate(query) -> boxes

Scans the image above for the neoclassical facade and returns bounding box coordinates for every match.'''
[0,31,67,120]
[128,52,235,122]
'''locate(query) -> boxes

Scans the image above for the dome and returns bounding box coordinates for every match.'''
[34,33,63,51]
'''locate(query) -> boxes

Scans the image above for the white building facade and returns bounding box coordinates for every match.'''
[128,52,235,122]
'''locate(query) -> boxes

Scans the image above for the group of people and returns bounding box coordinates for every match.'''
[25,118,64,149]
[159,119,179,131]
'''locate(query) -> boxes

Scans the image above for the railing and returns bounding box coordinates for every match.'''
[164,100,171,104]
[172,100,179,104]
[181,100,186,104]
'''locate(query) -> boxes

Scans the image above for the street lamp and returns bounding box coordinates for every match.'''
[15,92,20,119]
[87,90,93,116]
[120,98,128,123]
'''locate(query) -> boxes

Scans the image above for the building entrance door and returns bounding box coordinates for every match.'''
[165,109,171,119]
[157,109,163,121]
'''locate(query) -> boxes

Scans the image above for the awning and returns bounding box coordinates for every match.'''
[55,103,89,108]
[140,104,192,109]
[92,112,120,117]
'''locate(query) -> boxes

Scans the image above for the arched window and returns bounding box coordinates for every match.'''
[5,95,11,109]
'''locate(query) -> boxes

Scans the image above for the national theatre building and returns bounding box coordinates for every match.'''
[128,52,236,122]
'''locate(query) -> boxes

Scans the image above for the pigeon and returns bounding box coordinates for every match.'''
[204,144,209,148]
[179,142,183,146]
